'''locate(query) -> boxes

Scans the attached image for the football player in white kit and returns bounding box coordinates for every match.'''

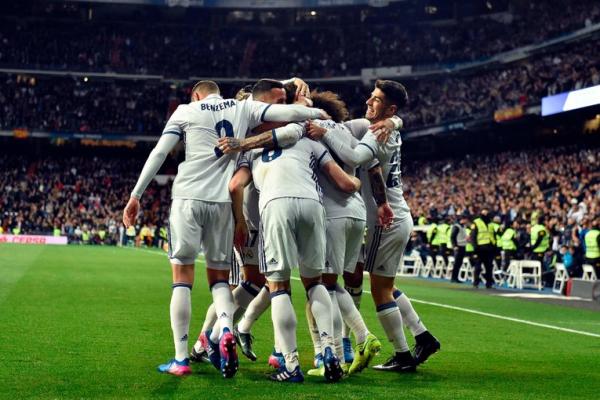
[235,131,361,382]
[189,79,295,365]
[308,80,439,372]
[123,80,329,378]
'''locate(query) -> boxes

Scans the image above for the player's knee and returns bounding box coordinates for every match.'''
[243,265,266,286]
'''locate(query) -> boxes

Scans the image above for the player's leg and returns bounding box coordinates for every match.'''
[157,199,200,376]
[365,220,416,373]
[340,218,381,374]
[392,287,440,364]
[203,201,238,378]
[298,199,342,382]
[262,199,304,382]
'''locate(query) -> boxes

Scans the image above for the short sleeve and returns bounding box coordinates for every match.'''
[162,105,188,139]
[244,99,271,129]
[311,140,333,169]
[237,150,256,170]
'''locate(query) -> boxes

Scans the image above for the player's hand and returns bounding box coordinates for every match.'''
[306,120,328,140]
[293,78,310,100]
[318,109,332,120]
[233,220,249,252]
[370,118,396,143]
[217,137,243,154]
[123,197,140,228]
[377,202,394,230]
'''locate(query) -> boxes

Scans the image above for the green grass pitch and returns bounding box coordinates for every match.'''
[1,244,599,399]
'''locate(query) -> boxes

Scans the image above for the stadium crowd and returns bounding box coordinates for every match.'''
[2,145,598,278]
[2,38,599,133]
[404,146,600,278]
[1,0,599,77]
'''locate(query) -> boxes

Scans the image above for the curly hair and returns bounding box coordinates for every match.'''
[310,90,349,123]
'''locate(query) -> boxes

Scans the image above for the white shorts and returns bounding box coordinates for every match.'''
[364,215,413,278]
[168,199,233,269]
[240,226,260,266]
[229,249,243,286]
[259,198,325,281]
[325,217,366,276]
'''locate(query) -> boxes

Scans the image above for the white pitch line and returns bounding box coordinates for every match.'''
[128,248,600,339]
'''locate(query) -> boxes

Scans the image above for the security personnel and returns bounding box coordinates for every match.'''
[489,215,502,268]
[501,220,519,270]
[427,219,440,258]
[470,209,495,288]
[158,225,168,251]
[53,226,61,237]
[98,227,107,244]
[82,229,90,244]
[436,219,450,262]
[584,219,600,277]
[530,217,549,264]
[418,215,428,226]
[450,214,469,282]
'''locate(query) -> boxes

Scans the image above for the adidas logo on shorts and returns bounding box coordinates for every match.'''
[268,258,278,265]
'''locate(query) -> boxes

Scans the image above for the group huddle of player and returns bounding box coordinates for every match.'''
[123,77,441,383]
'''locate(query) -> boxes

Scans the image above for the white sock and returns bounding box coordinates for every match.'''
[232,281,260,321]
[305,301,322,356]
[238,286,271,334]
[170,284,192,361]
[343,285,362,338]
[211,281,234,339]
[307,284,334,352]
[328,287,344,363]
[376,302,409,353]
[336,286,369,344]
[394,290,427,337]
[193,303,216,352]
[271,290,298,371]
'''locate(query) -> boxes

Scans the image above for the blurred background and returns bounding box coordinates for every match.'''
[0,0,599,282]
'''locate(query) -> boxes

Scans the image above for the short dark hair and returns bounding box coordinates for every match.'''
[283,81,297,104]
[252,79,284,98]
[191,80,220,97]
[310,90,349,123]
[375,79,408,110]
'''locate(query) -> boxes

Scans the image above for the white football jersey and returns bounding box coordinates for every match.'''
[239,138,332,214]
[163,94,272,202]
[313,120,366,221]
[358,130,411,225]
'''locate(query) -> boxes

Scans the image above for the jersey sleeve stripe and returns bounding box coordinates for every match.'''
[162,130,183,140]
[271,129,279,148]
[357,142,376,157]
[260,104,272,122]
[317,150,329,167]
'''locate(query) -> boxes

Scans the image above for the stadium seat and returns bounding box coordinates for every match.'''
[506,260,522,289]
[507,260,543,290]
[444,256,455,280]
[399,255,423,277]
[432,256,446,278]
[421,256,434,278]
[458,257,473,283]
[553,263,568,295]
[582,264,598,281]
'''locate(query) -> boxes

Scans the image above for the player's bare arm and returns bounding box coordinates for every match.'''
[123,133,180,228]
[321,160,361,194]
[229,167,252,251]
[218,123,305,154]
[368,165,394,229]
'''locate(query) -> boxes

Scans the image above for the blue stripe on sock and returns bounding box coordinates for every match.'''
[393,289,402,299]
[270,289,289,299]
[376,301,398,312]
[241,280,260,297]
[172,283,192,290]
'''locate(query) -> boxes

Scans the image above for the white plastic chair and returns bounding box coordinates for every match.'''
[506,260,522,289]
[458,257,473,282]
[445,256,455,280]
[433,256,446,278]
[399,255,422,277]
[552,263,568,295]
[519,260,543,290]
[582,264,598,281]
[421,256,434,278]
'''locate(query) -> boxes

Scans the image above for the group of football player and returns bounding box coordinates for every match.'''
[123,76,440,383]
